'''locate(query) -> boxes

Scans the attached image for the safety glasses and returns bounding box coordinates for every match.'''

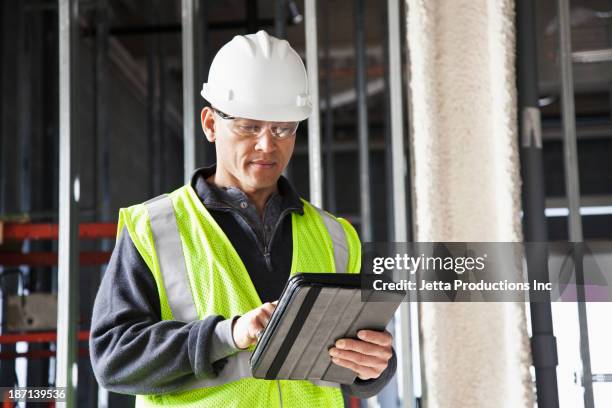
[213,108,299,140]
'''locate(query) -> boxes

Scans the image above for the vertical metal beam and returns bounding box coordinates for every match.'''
[157,3,166,192]
[557,0,593,407]
[0,1,4,215]
[95,0,110,223]
[305,0,322,207]
[388,0,407,241]
[0,0,19,387]
[94,3,110,405]
[354,0,372,242]
[557,1,583,242]
[181,0,196,184]
[18,0,32,215]
[274,0,286,39]
[198,0,214,167]
[278,0,291,181]
[0,2,5,216]
[0,0,20,216]
[147,2,161,196]
[275,0,292,185]
[57,0,80,406]
[517,1,560,407]
[323,0,335,213]
[388,0,413,406]
[379,5,401,407]
[382,3,394,241]
[25,2,50,393]
[147,39,157,195]
[609,20,612,123]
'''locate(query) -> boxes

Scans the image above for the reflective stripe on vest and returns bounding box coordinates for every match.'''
[145,194,198,322]
[313,207,349,274]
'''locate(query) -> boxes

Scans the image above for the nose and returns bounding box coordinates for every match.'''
[254,127,277,153]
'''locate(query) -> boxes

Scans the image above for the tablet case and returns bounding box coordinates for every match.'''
[250,273,404,384]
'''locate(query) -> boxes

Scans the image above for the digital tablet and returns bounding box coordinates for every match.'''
[250,273,405,384]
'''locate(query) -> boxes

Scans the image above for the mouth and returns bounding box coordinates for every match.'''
[249,160,277,169]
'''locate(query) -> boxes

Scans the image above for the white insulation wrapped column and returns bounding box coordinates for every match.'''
[406,0,534,406]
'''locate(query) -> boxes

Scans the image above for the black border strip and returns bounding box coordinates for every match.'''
[265,285,322,379]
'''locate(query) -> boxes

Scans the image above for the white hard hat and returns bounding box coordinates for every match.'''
[201,30,311,122]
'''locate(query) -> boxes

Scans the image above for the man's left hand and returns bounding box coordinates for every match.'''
[328,330,393,381]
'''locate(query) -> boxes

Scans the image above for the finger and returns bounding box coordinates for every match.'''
[328,348,388,371]
[356,330,393,347]
[335,339,393,361]
[255,313,270,330]
[257,308,273,327]
[261,302,276,315]
[330,357,380,380]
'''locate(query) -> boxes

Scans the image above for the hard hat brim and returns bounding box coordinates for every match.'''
[202,88,312,122]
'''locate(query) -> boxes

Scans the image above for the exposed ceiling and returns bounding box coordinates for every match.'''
[100,0,612,122]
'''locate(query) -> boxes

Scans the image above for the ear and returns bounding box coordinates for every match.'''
[201,107,216,142]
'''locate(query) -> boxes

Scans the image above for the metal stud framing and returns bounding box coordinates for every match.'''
[56,0,80,406]
[387,0,414,406]
[557,0,594,406]
[517,0,560,406]
[355,0,372,242]
[305,0,322,207]
[181,0,197,183]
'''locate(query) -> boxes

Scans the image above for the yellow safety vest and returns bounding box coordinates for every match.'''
[117,184,361,407]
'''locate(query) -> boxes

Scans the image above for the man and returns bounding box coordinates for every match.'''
[90,30,396,407]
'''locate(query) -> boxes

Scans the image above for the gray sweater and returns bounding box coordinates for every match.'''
[89,166,396,401]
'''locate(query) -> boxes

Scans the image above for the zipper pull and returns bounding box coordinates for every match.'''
[264,249,273,272]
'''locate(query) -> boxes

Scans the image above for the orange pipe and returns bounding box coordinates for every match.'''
[0,330,89,345]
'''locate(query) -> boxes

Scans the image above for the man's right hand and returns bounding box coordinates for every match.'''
[232,301,277,349]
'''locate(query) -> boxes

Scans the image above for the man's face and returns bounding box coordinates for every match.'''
[201,107,296,192]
